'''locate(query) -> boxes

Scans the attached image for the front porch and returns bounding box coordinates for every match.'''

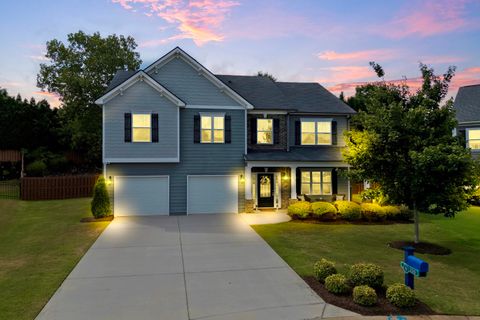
[244,161,351,213]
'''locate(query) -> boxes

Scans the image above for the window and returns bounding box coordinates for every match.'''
[257,119,273,144]
[301,120,332,145]
[467,129,480,150]
[132,114,151,142]
[201,115,224,143]
[301,171,332,195]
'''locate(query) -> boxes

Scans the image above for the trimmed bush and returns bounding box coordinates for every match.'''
[311,201,337,220]
[91,176,111,218]
[287,201,311,219]
[361,203,386,221]
[386,283,416,308]
[325,273,350,294]
[334,201,361,220]
[313,258,337,282]
[383,205,401,220]
[26,160,47,177]
[349,263,384,288]
[353,285,377,306]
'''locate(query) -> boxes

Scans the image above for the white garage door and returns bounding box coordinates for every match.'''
[114,176,169,216]
[187,175,238,214]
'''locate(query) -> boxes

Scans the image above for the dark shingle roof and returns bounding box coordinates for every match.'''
[106,70,137,93]
[454,85,480,123]
[216,75,355,114]
[245,146,344,162]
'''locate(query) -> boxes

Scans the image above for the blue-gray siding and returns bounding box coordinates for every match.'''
[104,80,178,160]
[147,57,241,106]
[107,108,246,214]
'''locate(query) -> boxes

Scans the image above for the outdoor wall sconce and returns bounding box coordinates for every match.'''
[239,174,245,182]
[282,171,290,181]
[107,176,112,185]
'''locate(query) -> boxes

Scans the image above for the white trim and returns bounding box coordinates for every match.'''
[114,175,170,216]
[200,114,225,144]
[131,113,152,143]
[249,110,288,115]
[102,103,105,163]
[300,118,333,146]
[274,172,281,209]
[144,47,253,110]
[299,170,333,196]
[187,104,246,110]
[186,175,239,215]
[104,157,179,163]
[459,121,480,124]
[246,161,349,168]
[466,128,480,150]
[95,71,186,107]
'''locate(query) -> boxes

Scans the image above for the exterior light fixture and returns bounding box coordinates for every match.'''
[282,171,290,181]
[106,176,112,185]
[239,174,245,182]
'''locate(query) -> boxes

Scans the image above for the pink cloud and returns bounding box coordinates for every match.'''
[112,0,239,46]
[317,66,375,84]
[317,49,394,62]
[382,0,474,38]
[32,91,62,108]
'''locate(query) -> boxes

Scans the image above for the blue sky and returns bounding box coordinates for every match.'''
[1,0,479,107]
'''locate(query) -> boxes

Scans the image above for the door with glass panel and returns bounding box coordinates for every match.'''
[257,173,274,207]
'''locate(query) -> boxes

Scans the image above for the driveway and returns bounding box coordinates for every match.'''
[36,214,356,320]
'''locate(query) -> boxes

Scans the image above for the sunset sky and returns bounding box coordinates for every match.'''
[1,0,480,107]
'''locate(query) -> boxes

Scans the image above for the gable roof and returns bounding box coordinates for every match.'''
[454,84,480,123]
[216,75,356,114]
[95,71,186,107]
[144,47,253,109]
[106,70,137,93]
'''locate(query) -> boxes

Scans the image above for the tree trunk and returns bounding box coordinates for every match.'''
[414,202,420,244]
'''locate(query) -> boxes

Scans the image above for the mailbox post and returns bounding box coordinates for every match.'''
[400,246,429,289]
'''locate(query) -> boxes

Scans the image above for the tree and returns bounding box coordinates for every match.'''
[343,63,479,243]
[37,31,142,166]
[339,91,345,102]
[257,71,277,82]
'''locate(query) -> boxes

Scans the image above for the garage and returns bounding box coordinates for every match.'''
[187,175,238,214]
[114,176,169,216]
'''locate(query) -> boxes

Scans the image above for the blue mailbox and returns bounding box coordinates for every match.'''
[400,246,429,289]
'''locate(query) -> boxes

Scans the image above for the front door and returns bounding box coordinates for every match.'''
[257,173,274,207]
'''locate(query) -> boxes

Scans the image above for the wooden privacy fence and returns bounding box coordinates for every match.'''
[20,175,99,200]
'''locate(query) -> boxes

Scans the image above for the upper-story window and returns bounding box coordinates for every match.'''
[201,115,224,143]
[301,170,332,195]
[301,119,332,145]
[257,119,273,144]
[132,114,151,142]
[467,129,480,150]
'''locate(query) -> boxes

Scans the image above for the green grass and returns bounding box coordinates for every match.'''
[0,198,109,320]
[253,208,480,315]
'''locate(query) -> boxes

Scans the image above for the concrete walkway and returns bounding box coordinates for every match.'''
[240,211,291,225]
[36,214,356,320]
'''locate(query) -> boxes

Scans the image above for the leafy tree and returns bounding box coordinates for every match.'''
[37,31,142,166]
[91,176,111,218]
[369,61,385,78]
[339,91,345,102]
[257,71,277,82]
[343,63,479,243]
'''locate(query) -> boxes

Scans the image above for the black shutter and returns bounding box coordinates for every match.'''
[294,121,301,145]
[151,113,159,143]
[124,113,132,142]
[458,128,466,147]
[225,115,231,143]
[193,115,200,143]
[332,169,338,194]
[296,168,301,196]
[331,120,338,145]
[250,118,257,144]
[273,118,280,144]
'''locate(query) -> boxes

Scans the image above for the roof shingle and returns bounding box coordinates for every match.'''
[454,84,480,123]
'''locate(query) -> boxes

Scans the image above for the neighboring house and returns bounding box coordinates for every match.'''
[454,84,480,154]
[95,47,356,216]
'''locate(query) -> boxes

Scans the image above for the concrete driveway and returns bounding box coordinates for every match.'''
[36,214,356,320]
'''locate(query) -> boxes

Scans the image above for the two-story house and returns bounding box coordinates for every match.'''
[95,47,356,216]
[454,84,480,154]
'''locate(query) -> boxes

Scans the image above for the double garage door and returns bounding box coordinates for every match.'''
[114,175,238,216]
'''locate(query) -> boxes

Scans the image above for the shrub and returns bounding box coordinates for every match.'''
[91,176,111,218]
[311,202,337,220]
[397,205,414,221]
[325,273,350,294]
[334,201,361,220]
[313,258,337,282]
[26,160,48,177]
[353,285,377,306]
[383,205,401,220]
[361,187,388,205]
[351,194,362,204]
[349,263,384,288]
[361,203,386,221]
[386,283,416,308]
[288,201,311,219]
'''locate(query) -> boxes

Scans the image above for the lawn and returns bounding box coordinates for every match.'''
[0,198,110,320]
[253,207,480,315]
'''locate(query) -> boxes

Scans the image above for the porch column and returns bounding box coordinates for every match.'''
[290,165,297,199]
[245,165,252,200]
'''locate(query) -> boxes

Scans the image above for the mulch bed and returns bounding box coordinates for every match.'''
[303,276,436,316]
[80,215,114,223]
[389,241,452,255]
